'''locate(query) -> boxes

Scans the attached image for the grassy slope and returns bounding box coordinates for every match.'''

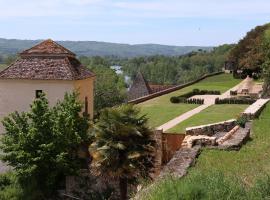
[169,104,248,133]
[139,74,241,128]
[190,103,270,182]
[142,103,270,200]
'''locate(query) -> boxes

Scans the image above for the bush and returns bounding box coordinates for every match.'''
[230,90,237,96]
[236,116,248,128]
[0,92,90,197]
[170,96,180,103]
[215,98,256,105]
[170,89,221,104]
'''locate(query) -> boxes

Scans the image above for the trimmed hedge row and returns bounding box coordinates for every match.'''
[170,97,204,104]
[170,89,220,104]
[215,98,256,105]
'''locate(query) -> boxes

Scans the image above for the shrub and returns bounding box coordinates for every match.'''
[236,115,248,128]
[215,98,256,105]
[170,96,180,103]
[170,89,221,104]
[230,90,237,96]
[0,92,90,197]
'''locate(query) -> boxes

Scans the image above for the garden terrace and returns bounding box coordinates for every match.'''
[140,103,270,200]
[139,74,241,128]
[168,104,248,133]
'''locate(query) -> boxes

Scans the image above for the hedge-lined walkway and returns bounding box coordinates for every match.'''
[158,80,246,132]
[139,74,242,128]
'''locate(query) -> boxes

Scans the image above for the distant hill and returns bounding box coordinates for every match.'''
[0,38,212,58]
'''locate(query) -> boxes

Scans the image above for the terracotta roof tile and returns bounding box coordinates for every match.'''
[20,39,75,57]
[0,40,95,80]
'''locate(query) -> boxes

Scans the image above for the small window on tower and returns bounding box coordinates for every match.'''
[35,90,43,98]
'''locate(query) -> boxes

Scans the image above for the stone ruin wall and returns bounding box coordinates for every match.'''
[185,119,236,136]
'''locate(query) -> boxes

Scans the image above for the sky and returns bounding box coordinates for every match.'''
[0,0,269,46]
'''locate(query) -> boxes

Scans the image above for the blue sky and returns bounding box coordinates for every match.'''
[0,0,269,46]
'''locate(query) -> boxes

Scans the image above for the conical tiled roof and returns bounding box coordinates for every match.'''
[0,39,95,80]
[128,72,152,100]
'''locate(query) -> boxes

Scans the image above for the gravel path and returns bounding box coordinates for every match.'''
[157,80,246,132]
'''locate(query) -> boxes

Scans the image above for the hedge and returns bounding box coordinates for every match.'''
[215,98,256,105]
[170,89,220,104]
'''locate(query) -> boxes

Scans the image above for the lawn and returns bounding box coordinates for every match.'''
[139,74,241,128]
[141,103,270,200]
[188,103,270,181]
[168,104,248,133]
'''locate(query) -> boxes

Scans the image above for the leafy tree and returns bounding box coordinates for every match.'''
[79,56,127,112]
[262,29,270,97]
[121,44,233,85]
[229,23,270,73]
[90,104,156,200]
[91,65,126,112]
[0,92,90,197]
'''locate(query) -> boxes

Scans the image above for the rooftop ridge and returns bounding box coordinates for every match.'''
[20,39,76,57]
[0,39,95,80]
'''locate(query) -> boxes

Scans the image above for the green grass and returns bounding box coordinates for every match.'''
[188,103,270,181]
[169,104,248,133]
[139,74,241,128]
[141,103,270,200]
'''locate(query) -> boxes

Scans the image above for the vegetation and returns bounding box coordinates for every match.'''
[228,22,270,95]
[79,56,127,113]
[0,92,90,198]
[141,103,270,200]
[0,38,212,58]
[262,28,270,97]
[170,89,220,103]
[139,74,241,128]
[141,171,270,200]
[215,97,256,104]
[122,44,233,85]
[169,104,248,133]
[90,104,156,200]
[229,23,270,72]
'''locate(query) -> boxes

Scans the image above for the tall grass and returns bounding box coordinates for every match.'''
[142,172,270,200]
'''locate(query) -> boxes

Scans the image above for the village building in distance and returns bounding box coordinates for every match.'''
[128,72,174,100]
[0,39,95,133]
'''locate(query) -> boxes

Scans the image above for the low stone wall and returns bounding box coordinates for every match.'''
[185,119,236,136]
[128,72,223,104]
[242,99,270,120]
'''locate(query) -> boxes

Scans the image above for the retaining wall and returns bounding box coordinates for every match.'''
[185,119,236,136]
[128,72,223,104]
[242,99,270,120]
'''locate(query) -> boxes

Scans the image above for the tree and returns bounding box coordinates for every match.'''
[90,104,156,200]
[0,92,90,197]
[262,29,270,97]
[228,23,270,73]
[91,65,126,112]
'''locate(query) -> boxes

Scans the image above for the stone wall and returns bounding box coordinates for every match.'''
[128,72,223,104]
[152,130,163,176]
[242,99,270,120]
[185,119,236,136]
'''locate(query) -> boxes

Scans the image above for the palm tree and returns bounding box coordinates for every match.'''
[90,104,156,200]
